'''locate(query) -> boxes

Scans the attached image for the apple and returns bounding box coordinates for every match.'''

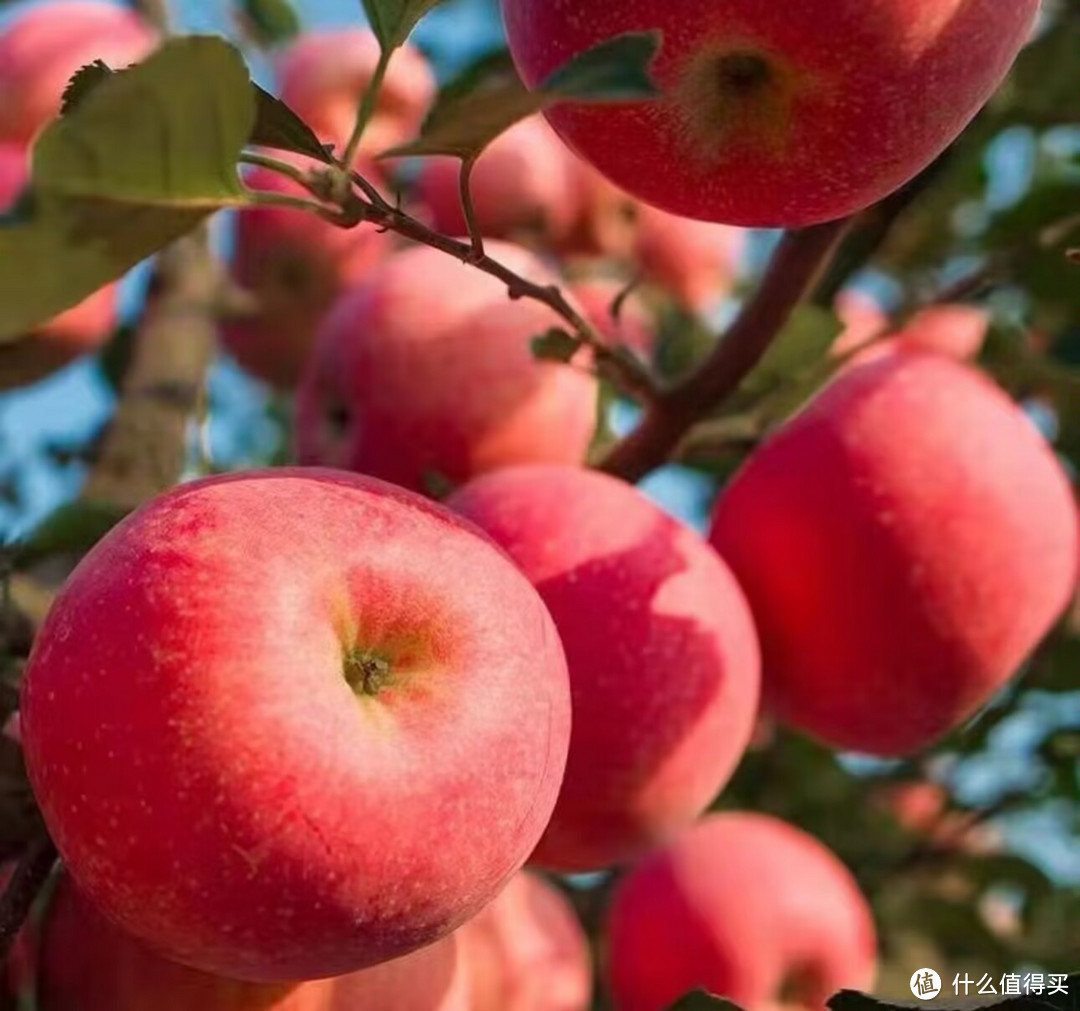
[37,873,468,1011]
[0,143,117,389]
[560,161,639,259]
[222,164,392,389]
[458,871,592,1011]
[20,468,572,981]
[277,30,436,156]
[500,0,1039,227]
[294,242,598,492]
[831,291,888,358]
[567,277,656,358]
[447,464,761,871]
[709,347,1079,756]
[631,203,745,313]
[417,117,583,247]
[605,812,877,1011]
[833,291,989,362]
[0,1,157,145]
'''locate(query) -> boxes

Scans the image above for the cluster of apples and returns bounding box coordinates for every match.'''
[7,0,1080,1010]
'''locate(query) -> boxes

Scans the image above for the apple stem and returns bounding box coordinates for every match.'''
[458,157,485,260]
[598,217,851,482]
[0,834,57,960]
[342,46,392,172]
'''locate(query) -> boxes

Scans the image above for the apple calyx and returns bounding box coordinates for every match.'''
[343,648,393,697]
[715,52,773,96]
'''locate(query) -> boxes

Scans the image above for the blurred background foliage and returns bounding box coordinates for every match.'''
[0,0,1077,1005]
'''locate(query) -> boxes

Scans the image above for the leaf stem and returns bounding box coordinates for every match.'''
[599,218,851,482]
[238,151,311,188]
[342,47,392,171]
[249,190,356,226]
[458,157,485,259]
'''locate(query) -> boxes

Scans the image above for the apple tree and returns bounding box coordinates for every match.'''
[0,0,1077,1009]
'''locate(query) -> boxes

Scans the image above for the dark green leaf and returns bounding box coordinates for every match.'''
[59,60,116,116]
[239,0,301,47]
[0,36,255,342]
[668,992,741,1011]
[11,500,131,570]
[544,31,660,101]
[251,86,334,164]
[362,0,445,52]
[830,978,1080,1011]
[384,31,660,160]
[726,304,843,425]
[531,328,581,363]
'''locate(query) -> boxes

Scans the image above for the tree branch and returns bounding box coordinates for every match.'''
[599,218,850,482]
[81,227,223,510]
[339,181,660,403]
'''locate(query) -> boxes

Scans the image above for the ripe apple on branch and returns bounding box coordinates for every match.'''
[0,0,1076,1010]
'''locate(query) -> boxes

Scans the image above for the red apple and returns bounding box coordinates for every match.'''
[277,30,435,156]
[0,1,156,145]
[632,204,745,313]
[37,873,468,1011]
[20,468,571,981]
[567,277,656,358]
[894,304,990,361]
[222,164,392,389]
[833,291,989,362]
[831,291,888,358]
[294,242,598,492]
[417,117,583,247]
[605,812,877,1011]
[0,143,117,388]
[458,871,591,1011]
[448,464,761,871]
[709,348,1079,756]
[501,0,1038,227]
[560,161,639,259]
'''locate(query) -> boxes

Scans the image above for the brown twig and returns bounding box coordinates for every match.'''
[599,219,851,482]
[336,179,660,403]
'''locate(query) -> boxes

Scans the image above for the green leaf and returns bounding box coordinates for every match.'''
[362,0,445,52]
[667,992,741,1011]
[383,31,660,160]
[12,500,131,570]
[0,36,255,342]
[34,36,251,206]
[251,86,334,164]
[59,60,116,116]
[544,31,661,101]
[726,304,843,425]
[239,0,301,47]
[531,328,581,363]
